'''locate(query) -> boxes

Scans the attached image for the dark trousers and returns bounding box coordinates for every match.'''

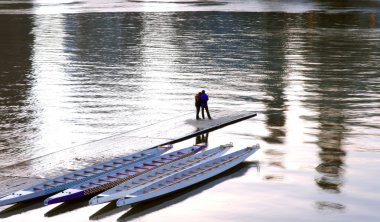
[201,106,211,119]
[196,105,201,119]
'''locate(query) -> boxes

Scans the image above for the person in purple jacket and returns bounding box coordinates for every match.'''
[200,90,212,119]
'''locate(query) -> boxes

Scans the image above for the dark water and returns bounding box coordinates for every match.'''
[0,0,380,221]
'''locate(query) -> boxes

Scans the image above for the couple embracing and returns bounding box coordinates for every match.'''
[195,90,212,120]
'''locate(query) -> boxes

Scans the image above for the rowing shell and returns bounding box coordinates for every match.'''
[89,144,233,205]
[44,144,207,205]
[0,145,172,206]
[116,144,260,207]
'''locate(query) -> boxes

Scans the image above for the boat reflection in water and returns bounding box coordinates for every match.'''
[116,161,259,222]
[89,161,258,221]
[0,198,45,219]
[44,196,91,218]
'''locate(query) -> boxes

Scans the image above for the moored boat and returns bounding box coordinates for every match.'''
[116,144,260,207]
[89,144,233,205]
[0,145,172,206]
[44,143,207,205]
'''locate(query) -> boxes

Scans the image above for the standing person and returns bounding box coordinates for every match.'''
[195,92,201,120]
[200,90,212,119]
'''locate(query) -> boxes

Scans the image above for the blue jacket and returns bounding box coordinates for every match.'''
[200,93,209,107]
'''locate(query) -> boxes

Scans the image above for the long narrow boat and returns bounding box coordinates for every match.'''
[44,143,207,205]
[0,145,172,206]
[116,144,260,207]
[89,144,233,205]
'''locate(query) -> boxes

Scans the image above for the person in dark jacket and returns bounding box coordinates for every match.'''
[200,90,212,119]
[195,92,201,120]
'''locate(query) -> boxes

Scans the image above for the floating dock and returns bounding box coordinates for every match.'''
[0,110,257,198]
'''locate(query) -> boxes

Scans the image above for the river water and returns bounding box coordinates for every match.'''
[0,0,380,222]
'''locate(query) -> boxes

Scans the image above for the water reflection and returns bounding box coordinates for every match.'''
[257,14,288,144]
[195,132,209,145]
[314,119,346,193]
[0,5,380,221]
[117,162,256,222]
[31,13,76,158]
[44,197,91,217]
[0,198,44,218]
[90,202,129,221]
[315,201,345,212]
[1,0,380,14]
[298,12,377,193]
[0,14,35,167]
[370,12,377,28]
[89,162,256,220]
[58,12,146,128]
[312,0,379,11]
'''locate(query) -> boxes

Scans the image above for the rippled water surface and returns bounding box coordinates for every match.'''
[0,0,380,221]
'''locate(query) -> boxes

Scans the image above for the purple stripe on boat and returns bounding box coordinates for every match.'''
[44,189,84,205]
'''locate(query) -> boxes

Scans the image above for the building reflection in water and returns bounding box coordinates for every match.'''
[258,13,288,145]
[300,11,379,195]
[315,201,346,212]
[299,10,371,211]
[0,13,35,167]
[369,12,376,28]
[254,14,288,178]
[369,0,378,28]
[314,113,346,193]
[303,13,347,195]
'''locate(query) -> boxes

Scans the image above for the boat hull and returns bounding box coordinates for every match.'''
[116,145,259,207]
[0,146,171,206]
[89,145,231,205]
[44,144,206,205]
